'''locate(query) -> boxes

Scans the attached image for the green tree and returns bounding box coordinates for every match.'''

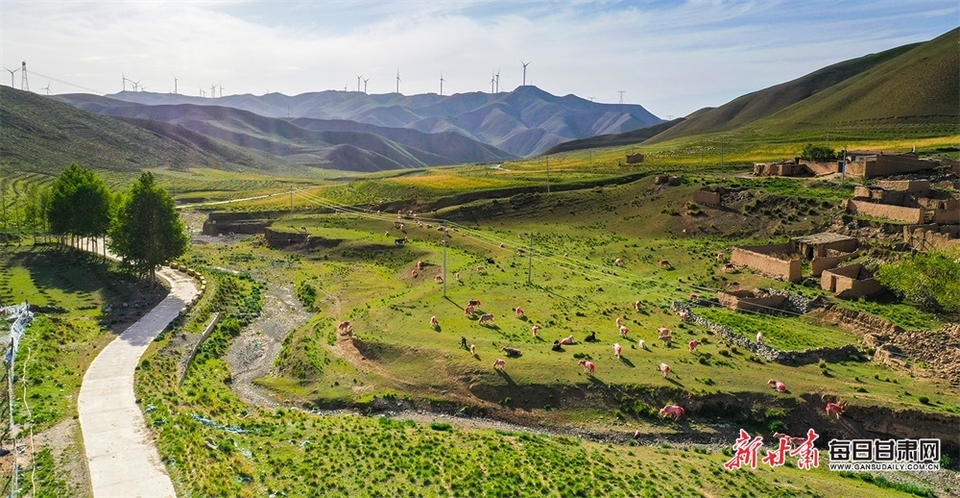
[22,183,52,244]
[47,163,113,252]
[799,144,837,162]
[876,248,960,314]
[108,172,189,287]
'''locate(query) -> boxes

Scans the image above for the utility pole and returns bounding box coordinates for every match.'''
[720,139,724,169]
[526,233,533,285]
[442,236,447,298]
[546,157,550,194]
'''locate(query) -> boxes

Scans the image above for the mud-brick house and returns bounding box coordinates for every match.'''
[728,232,859,282]
[626,153,645,164]
[843,151,935,178]
[821,263,882,298]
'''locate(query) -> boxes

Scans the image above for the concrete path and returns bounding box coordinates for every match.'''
[78,266,199,498]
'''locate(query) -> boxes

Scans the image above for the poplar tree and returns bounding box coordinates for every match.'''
[109,172,188,287]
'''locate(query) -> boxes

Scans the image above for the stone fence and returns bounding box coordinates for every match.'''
[672,299,862,366]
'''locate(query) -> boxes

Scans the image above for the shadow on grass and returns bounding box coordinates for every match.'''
[619,356,635,368]
[666,377,684,388]
[495,369,515,386]
[587,375,607,387]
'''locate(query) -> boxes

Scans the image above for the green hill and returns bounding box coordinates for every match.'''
[0,87,289,178]
[649,27,959,143]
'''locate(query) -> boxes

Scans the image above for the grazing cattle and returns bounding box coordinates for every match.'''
[468,299,482,307]
[689,293,699,300]
[385,231,391,237]
[578,359,596,375]
[558,335,575,346]
[470,344,476,355]
[615,317,623,327]
[638,339,647,350]
[337,321,352,334]
[411,269,419,278]
[723,262,736,271]
[756,332,764,345]
[478,313,495,325]
[430,316,439,328]
[658,260,672,269]
[619,325,629,337]
[767,379,787,393]
[657,327,671,338]
[499,242,505,248]
[564,252,569,258]
[825,401,846,419]
[514,306,525,317]
[614,343,622,358]
[476,265,484,273]
[634,300,642,311]
[773,432,807,447]
[658,362,671,378]
[716,252,725,262]
[678,310,691,320]
[435,274,443,283]
[614,258,623,266]
[464,305,475,315]
[493,358,506,370]
[517,248,525,256]
[688,340,702,352]
[417,261,425,270]
[531,325,540,337]
[659,405,684,420]
[460,336,468,349]
[584,331,598,342]
[455,272,461,281]
[299,226,307,232]
[501,347,522,357]
[395,237,408,245]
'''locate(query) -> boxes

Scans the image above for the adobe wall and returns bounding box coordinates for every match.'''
[821,264,882,298]
[846,199,924,224]
[730,244,802,281]
[797,160,839,175]
[810,250,858,276]
[693,189,722,205]
[903,225,960,251]
[873,180,930,193]
[849,155,934,178]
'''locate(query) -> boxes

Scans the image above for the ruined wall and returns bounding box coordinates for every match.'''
[202,211,283,235]
[846,155,933,178]
[873,180,930,193]
[797,160,839,175]
[730,244,802,281]
[821,264,882,298]
[626,153,645,164]
[810,250,858,276]
[903,225,960,251]
[693,189,722,206]
[846,199,924,224]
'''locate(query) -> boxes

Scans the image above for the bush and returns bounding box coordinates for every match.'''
[429,422,452,431]
[918,396,930,405]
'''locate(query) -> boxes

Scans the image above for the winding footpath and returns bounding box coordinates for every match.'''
[78,266,199,498]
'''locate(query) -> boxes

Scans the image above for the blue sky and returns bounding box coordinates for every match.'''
[1,1,956,117]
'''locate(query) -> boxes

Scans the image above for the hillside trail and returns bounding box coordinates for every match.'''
[77,264,199,498]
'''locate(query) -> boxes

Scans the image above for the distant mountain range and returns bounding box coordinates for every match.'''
[3,28,954,177]
[71,85,663,158]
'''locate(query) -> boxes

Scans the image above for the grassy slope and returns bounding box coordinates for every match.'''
[647,28,958,147]
[0,87,291,178]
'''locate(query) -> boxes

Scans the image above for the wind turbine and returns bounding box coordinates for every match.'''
[4,66,20,87]
[395,68,401,94]
[362,77,369,94]
[439,72,445,96]
[495,69,500,93]
[133,79,142,92]
[210,84,216,98]
[172,74,178,94]
[219,83,224,98]
[42,80,51,95]
[520,60,531,87]
[490,71,495,94]
[199,87,205,98]
[357,74,362,92]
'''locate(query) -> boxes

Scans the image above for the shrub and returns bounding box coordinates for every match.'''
[429,422,452,431]
[918,396,930,405]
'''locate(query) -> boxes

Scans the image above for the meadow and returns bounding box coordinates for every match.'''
[3,133,959,496]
